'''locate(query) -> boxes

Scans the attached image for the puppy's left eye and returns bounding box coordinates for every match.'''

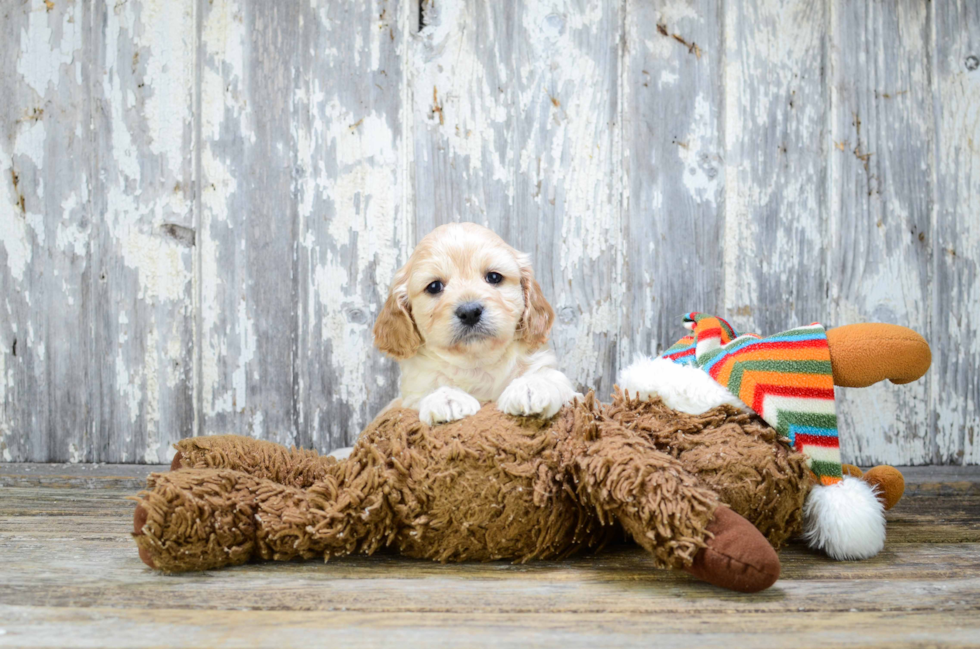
[485,272,503,285]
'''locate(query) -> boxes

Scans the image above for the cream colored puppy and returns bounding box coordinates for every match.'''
[374,222,578,425]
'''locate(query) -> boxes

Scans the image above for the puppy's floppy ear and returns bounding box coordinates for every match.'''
[517,254,554,349]
[373,265,422,360]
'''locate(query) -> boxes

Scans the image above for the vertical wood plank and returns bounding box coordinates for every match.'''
[92,0,198,462]
[828,0,934,464]
[411,0,625,395]
[1,0,91,462]
[0,0,197,462]
[293,0,410,450]
[624,0,725,358]
[932,1,980,464]
[722,0,829,335]
[197,0,301,447]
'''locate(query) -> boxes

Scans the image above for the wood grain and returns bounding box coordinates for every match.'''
[197,0,303,448]
[0,0,197,464]
[721,0,829,336]
[2,0,979,464]
[624,0,726,357]
[931,1,980,465]
[829,0,934,465]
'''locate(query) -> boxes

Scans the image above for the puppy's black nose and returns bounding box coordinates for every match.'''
[455,302,484,327]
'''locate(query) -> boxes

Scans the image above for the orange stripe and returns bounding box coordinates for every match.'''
[818,474,843,486]
[736,370,835,404]
[712,355,737,386]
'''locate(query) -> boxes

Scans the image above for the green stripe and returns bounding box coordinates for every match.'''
[733,359,833,375]
[776,410,838,438]
[810,459,843,479]
[723,360,834,395]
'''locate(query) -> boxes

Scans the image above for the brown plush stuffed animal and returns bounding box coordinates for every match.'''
[132,323,927,593]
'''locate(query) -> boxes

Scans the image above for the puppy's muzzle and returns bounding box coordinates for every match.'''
[455,302,484,328]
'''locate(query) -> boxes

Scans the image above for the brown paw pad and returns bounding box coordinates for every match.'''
[684,506,780,593]
[170,450,184,471]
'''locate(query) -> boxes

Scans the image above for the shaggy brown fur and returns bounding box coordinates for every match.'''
[133,393,810,576]
[607,390,810,548]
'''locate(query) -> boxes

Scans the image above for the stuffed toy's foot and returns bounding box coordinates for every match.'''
[842,464,905,510]
[684,506,780,593]
[132,469,266,572]
[803,476,886,560]
[802,464,904,562]
[826,323,931,388]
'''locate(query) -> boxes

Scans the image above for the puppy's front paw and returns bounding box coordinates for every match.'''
[418,387,481,425]
[497,375,573,419]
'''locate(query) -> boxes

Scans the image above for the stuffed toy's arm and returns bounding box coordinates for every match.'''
[171,436,337,489]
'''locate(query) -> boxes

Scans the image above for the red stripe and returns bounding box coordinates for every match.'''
[697,327,723,341]
[706,356,736,380]
[727,339,829,357]
[796,434,841,449]
[751,383,836,414]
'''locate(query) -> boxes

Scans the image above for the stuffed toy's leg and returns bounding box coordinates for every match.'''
[570,417,780,593]
[605,391,811,549]
[842,463,905,510]
[170,435,337,489]
[800,323,928,559]
[619,315,930,561]
[132,467,390,572]
[823,322,923,511]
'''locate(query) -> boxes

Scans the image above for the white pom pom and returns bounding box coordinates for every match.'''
[803,476,886,560]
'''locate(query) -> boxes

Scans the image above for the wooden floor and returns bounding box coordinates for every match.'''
[1,464,979,649]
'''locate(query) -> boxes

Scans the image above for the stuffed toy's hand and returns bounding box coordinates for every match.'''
[826,323,932,388]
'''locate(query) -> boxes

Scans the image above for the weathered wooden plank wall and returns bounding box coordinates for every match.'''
[1,0,978,465]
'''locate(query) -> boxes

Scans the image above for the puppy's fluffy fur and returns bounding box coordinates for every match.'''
[374,223,577,425]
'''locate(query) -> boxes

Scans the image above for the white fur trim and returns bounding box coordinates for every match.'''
[803,476,886,560]
[617,356,746,415]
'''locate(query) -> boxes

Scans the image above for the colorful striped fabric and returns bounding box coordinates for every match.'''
[661,312,842,486]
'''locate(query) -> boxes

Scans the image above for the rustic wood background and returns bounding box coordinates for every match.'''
[1,0,978,465]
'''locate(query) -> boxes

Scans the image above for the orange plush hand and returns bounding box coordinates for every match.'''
[826,323,932,388]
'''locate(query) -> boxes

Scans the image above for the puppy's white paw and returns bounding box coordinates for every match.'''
[497,374,574,419]
[418,386,481,425]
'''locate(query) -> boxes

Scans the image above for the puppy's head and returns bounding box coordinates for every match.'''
[373,223,554,362]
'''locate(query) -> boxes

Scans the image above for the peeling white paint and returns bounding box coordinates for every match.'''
[677,95,721,205]
[139,0,195,175]
[68,443,82,464]
[17,0,78,96]
[0,161,32,282]
[2,0,977,466]
[142,326,162,463]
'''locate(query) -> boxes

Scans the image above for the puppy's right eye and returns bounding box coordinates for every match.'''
[425,281,444,295]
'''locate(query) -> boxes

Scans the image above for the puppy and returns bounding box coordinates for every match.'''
[373,222,578,425]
